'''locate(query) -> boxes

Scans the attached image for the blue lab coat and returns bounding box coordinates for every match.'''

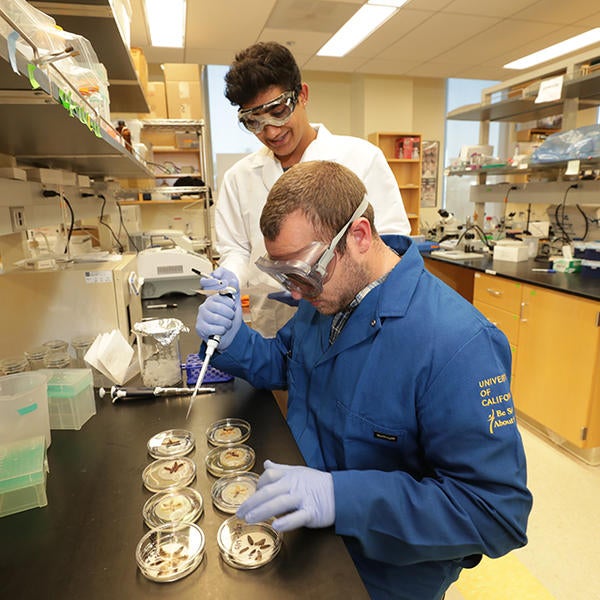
[210,236,532,600]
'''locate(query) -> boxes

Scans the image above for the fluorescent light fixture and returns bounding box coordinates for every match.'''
[145,0,186,48]
[317,0,408,58]
[504,28,600,70]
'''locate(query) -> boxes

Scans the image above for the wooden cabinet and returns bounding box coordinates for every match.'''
[368,132,421,234]
[474,271,600,451]
[515,284,600,448]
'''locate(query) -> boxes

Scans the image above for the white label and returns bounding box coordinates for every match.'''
[535,75,564,103]
[84,270,113,284]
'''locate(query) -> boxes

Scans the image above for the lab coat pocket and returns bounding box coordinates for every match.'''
[335,401,407,470]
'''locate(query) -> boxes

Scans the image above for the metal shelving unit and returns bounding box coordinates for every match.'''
[0,3,151,179]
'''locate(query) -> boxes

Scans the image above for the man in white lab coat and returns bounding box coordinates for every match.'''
[214,41,411,335]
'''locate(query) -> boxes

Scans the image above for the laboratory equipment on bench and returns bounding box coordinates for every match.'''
[133,319,189,387]
[186,285,236,419]
[99,385,215,402]
[137,230,213,299]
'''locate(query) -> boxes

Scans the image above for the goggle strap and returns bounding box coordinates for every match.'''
[314,195,370,276]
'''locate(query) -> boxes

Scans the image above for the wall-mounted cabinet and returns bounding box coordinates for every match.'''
[368,132,421,234]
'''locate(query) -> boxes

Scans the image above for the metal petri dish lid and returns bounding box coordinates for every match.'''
[217,516,282,570]
[205,444,255,477]
[142,457,196,493]
[147,429,195,459]
[206,418,251,447]
[143,487,204,529]
[136,522,205,582]
[211,472,259,514]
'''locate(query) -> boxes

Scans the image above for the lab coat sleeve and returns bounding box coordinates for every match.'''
[364,147,411,236]
[332,326,532,566]
[214,171,252,286]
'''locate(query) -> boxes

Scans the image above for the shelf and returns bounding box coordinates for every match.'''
[30,0,149,113]
[141,119,205,131]
[445,157,600,178]
[152,147,200,154]
[119,199,205,206]
[0,7,152,178]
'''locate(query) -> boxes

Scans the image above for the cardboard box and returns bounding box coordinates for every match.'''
[146,81,167,119]
[0,167,27,181]
[163,63,200,82]
[166,80,203,119]
[130,47,148,95]
[140,128,176,148]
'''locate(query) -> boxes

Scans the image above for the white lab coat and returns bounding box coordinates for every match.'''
[214,123,412,334]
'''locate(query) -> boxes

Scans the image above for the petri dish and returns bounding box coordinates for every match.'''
[206,418,251,447]
[143,487,204,529]
[211,472,259,514]
[142,457,196,493]
[217,516,282,570]
[205,444,255,477]
[136,522,205,582]
[147,429,195,459]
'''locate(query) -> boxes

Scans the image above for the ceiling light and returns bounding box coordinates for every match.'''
[317,1,408,58]
[504,28,600,70]
[145,0,186,48]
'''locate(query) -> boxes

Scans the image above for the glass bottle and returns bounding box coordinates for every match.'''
[0,355,30,375]
[25,346,49,370]
[43,350,72,369]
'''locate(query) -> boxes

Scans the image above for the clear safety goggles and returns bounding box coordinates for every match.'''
[255,196,369,298]
[238,90,299,134]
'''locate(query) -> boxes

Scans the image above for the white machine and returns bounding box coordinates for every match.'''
[137,230,213,299]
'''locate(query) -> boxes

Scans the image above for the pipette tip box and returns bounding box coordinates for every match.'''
[0,435,48,518]
[41,368,96,430]
[184,354,233,385]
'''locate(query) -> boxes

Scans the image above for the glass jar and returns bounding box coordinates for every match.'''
[133,319,188,387]
[43,339,69,354]
[71,335,95,368]
[25,346,49,370]
[0,355,30,375]
[43,350,72,369]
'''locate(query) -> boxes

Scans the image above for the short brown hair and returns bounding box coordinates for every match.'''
[260,161,376,252]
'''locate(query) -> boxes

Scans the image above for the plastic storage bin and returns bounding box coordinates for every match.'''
[0,372,50,448]
[0,435,48,518]
[41,368,96,430]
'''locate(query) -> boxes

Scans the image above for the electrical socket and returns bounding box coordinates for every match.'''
[9,206,27,232]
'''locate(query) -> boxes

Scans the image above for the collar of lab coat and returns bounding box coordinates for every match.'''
[248,123,332,190]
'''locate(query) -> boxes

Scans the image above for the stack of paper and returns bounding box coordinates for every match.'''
[83,330,139,385]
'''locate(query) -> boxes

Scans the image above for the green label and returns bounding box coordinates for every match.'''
[17,403,38,416]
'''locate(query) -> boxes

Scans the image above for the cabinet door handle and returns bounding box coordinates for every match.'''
[486,288,502,297]
[519,301,528,322]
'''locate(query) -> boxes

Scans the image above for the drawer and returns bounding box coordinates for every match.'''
[474,300,520,346]
[473,273,522,313]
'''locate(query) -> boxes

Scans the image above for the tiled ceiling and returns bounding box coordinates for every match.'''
[130,0,600,82]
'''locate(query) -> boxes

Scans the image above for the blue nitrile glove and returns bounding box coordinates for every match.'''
[195,292,241,351]
[200,266,240,293]
[236,460,335,532]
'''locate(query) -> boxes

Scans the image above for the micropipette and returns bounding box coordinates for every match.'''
[186,284,237,420]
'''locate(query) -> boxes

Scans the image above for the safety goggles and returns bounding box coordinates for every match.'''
[255,196,369,298]
[237,90,299,134]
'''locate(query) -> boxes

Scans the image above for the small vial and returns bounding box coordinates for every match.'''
[0,355,30,375]
[241,294,251,326]
[25,346,49,370]
[43,350,72,369]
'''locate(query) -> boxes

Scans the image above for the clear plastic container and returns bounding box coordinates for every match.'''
[43,351,72,369]
[24,346,49,370]
[0,356,30,375]
[71,335,95,368]
[0,372,51,448]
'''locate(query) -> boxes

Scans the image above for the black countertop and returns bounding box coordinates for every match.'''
[0,296,368,599]
[424,253,600,302]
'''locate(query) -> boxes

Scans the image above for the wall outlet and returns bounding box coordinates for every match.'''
[9,206,27,232]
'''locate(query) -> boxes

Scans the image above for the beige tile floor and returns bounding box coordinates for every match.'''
[446,423,600,600]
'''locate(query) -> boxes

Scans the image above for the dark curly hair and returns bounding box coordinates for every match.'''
[224,42,302,107]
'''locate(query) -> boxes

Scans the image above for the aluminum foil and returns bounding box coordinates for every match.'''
[133,318,189,346]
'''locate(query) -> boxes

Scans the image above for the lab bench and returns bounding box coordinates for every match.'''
[424,253,600,465]
[0,295,368,599]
